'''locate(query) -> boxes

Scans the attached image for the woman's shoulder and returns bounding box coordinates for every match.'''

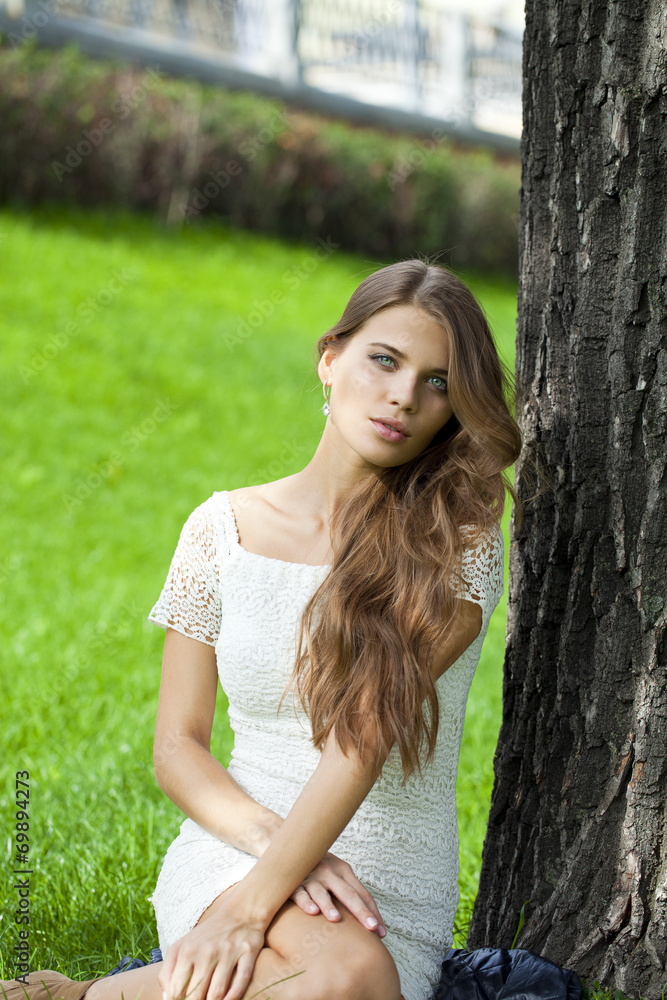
[223,479,334,567]
[458,518,503,558]
[175,489,238,556]
[179,482,290,552]
[454,519,504,600]
[179,489,228,525]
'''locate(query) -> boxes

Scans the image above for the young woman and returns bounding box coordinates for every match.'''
[8,259,521,1000]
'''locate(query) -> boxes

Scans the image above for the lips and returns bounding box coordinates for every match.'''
[372,417,409,436]
[370,418,409,442]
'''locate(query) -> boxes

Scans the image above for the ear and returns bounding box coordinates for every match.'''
[317,337,339,384]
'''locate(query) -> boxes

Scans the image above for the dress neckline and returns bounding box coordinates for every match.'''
[217,490,332,571]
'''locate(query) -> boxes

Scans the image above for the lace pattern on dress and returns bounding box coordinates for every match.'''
[147,500,224,646]
[147,493,505,1000]
[452,523,503,616]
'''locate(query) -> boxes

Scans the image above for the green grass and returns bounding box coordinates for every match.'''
[0,204,517,978]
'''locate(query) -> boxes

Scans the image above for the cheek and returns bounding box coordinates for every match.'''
[420,401,454,440]
[349,367,375,390]
[337,365,377,399]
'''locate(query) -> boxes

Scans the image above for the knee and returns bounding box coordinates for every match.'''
[365,945,402,1000]
[320,941,402,1000]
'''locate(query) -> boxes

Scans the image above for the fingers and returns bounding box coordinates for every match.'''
[158,942,211,1000]
[324,877,386,937]
[183,973,208,1000]
[293,857,388,938]
[302,881,340,922]
[208,953,252,1000]
[352,886,386,935]
[291,884,320,916]
[158,947,192,1000]
[339,889,385,934]
[170,965,208,1000]
[158,944,177,992]
[335,863,386,935]
[300,874,385,935]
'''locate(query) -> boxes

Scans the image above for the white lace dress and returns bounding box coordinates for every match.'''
[146,490,503,1000]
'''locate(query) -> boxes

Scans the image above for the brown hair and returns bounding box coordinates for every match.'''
[278,259,521,786]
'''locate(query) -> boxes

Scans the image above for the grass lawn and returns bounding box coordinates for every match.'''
[0,204,517,978]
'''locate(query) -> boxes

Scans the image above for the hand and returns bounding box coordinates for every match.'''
[159,893,267,1000]
[289,851,387,938]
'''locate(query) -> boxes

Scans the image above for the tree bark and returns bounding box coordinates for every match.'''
[467,2,667,996]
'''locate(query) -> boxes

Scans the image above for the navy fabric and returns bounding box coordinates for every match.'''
[103,949,163,977]
[432,948,582,1000]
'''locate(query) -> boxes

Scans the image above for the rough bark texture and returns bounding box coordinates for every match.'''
[468,2,667,996]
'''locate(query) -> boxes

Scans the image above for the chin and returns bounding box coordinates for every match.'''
[363,448,415,471]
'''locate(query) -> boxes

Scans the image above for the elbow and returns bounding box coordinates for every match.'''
[153,731,182,791]
[153,730,206,791]
[326,717,389,782]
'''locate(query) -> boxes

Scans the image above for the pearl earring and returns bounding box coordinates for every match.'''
[322,382,331,417]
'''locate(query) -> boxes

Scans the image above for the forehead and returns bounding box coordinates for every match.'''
[354,305,450,356]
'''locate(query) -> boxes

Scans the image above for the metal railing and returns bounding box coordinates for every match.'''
[0,0,522,149]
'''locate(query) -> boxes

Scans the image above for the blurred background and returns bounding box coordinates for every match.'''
[0,0,522,980]
[1,0,522,145]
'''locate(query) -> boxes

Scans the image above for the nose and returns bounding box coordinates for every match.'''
[388,371,419,411]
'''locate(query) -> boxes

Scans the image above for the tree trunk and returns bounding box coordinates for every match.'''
[467,2,667,996]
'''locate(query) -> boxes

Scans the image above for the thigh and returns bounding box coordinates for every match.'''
[199,886,389,965]
[266,896,390,967]
[197,888,403,1000]
[265,899,403,1000]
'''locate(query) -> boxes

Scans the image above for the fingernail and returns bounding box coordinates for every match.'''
[366,916,378,929]
[329,908,340,919]
[307,903,318,913]
[378,925,387,937]
[162,992,167,1000]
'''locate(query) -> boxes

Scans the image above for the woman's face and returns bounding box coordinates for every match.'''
[318,304,454,469]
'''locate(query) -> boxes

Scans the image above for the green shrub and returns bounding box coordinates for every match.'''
[0,36,520,275]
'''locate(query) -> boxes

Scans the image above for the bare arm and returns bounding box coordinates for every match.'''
[161,721,390,1000]
[153,627,282,857]
[152,626,385,933]
[229,721,384,925]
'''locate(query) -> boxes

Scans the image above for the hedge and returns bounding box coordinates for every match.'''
[0,36,520,276]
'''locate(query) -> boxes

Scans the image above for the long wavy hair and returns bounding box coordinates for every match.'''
[277,259,521,786]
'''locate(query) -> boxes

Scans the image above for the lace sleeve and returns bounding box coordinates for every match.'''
[453,522,504,624]
[147,499,222,646]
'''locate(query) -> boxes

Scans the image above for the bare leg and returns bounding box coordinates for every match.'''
[86,884,403,1000]
[85,965,162,1000]
[85,886,310,1000]
[84,947,308,1000]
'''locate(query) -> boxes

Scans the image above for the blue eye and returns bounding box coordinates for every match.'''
[370,354,448,393]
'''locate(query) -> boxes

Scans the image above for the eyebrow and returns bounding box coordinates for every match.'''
[367,342,449,377]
